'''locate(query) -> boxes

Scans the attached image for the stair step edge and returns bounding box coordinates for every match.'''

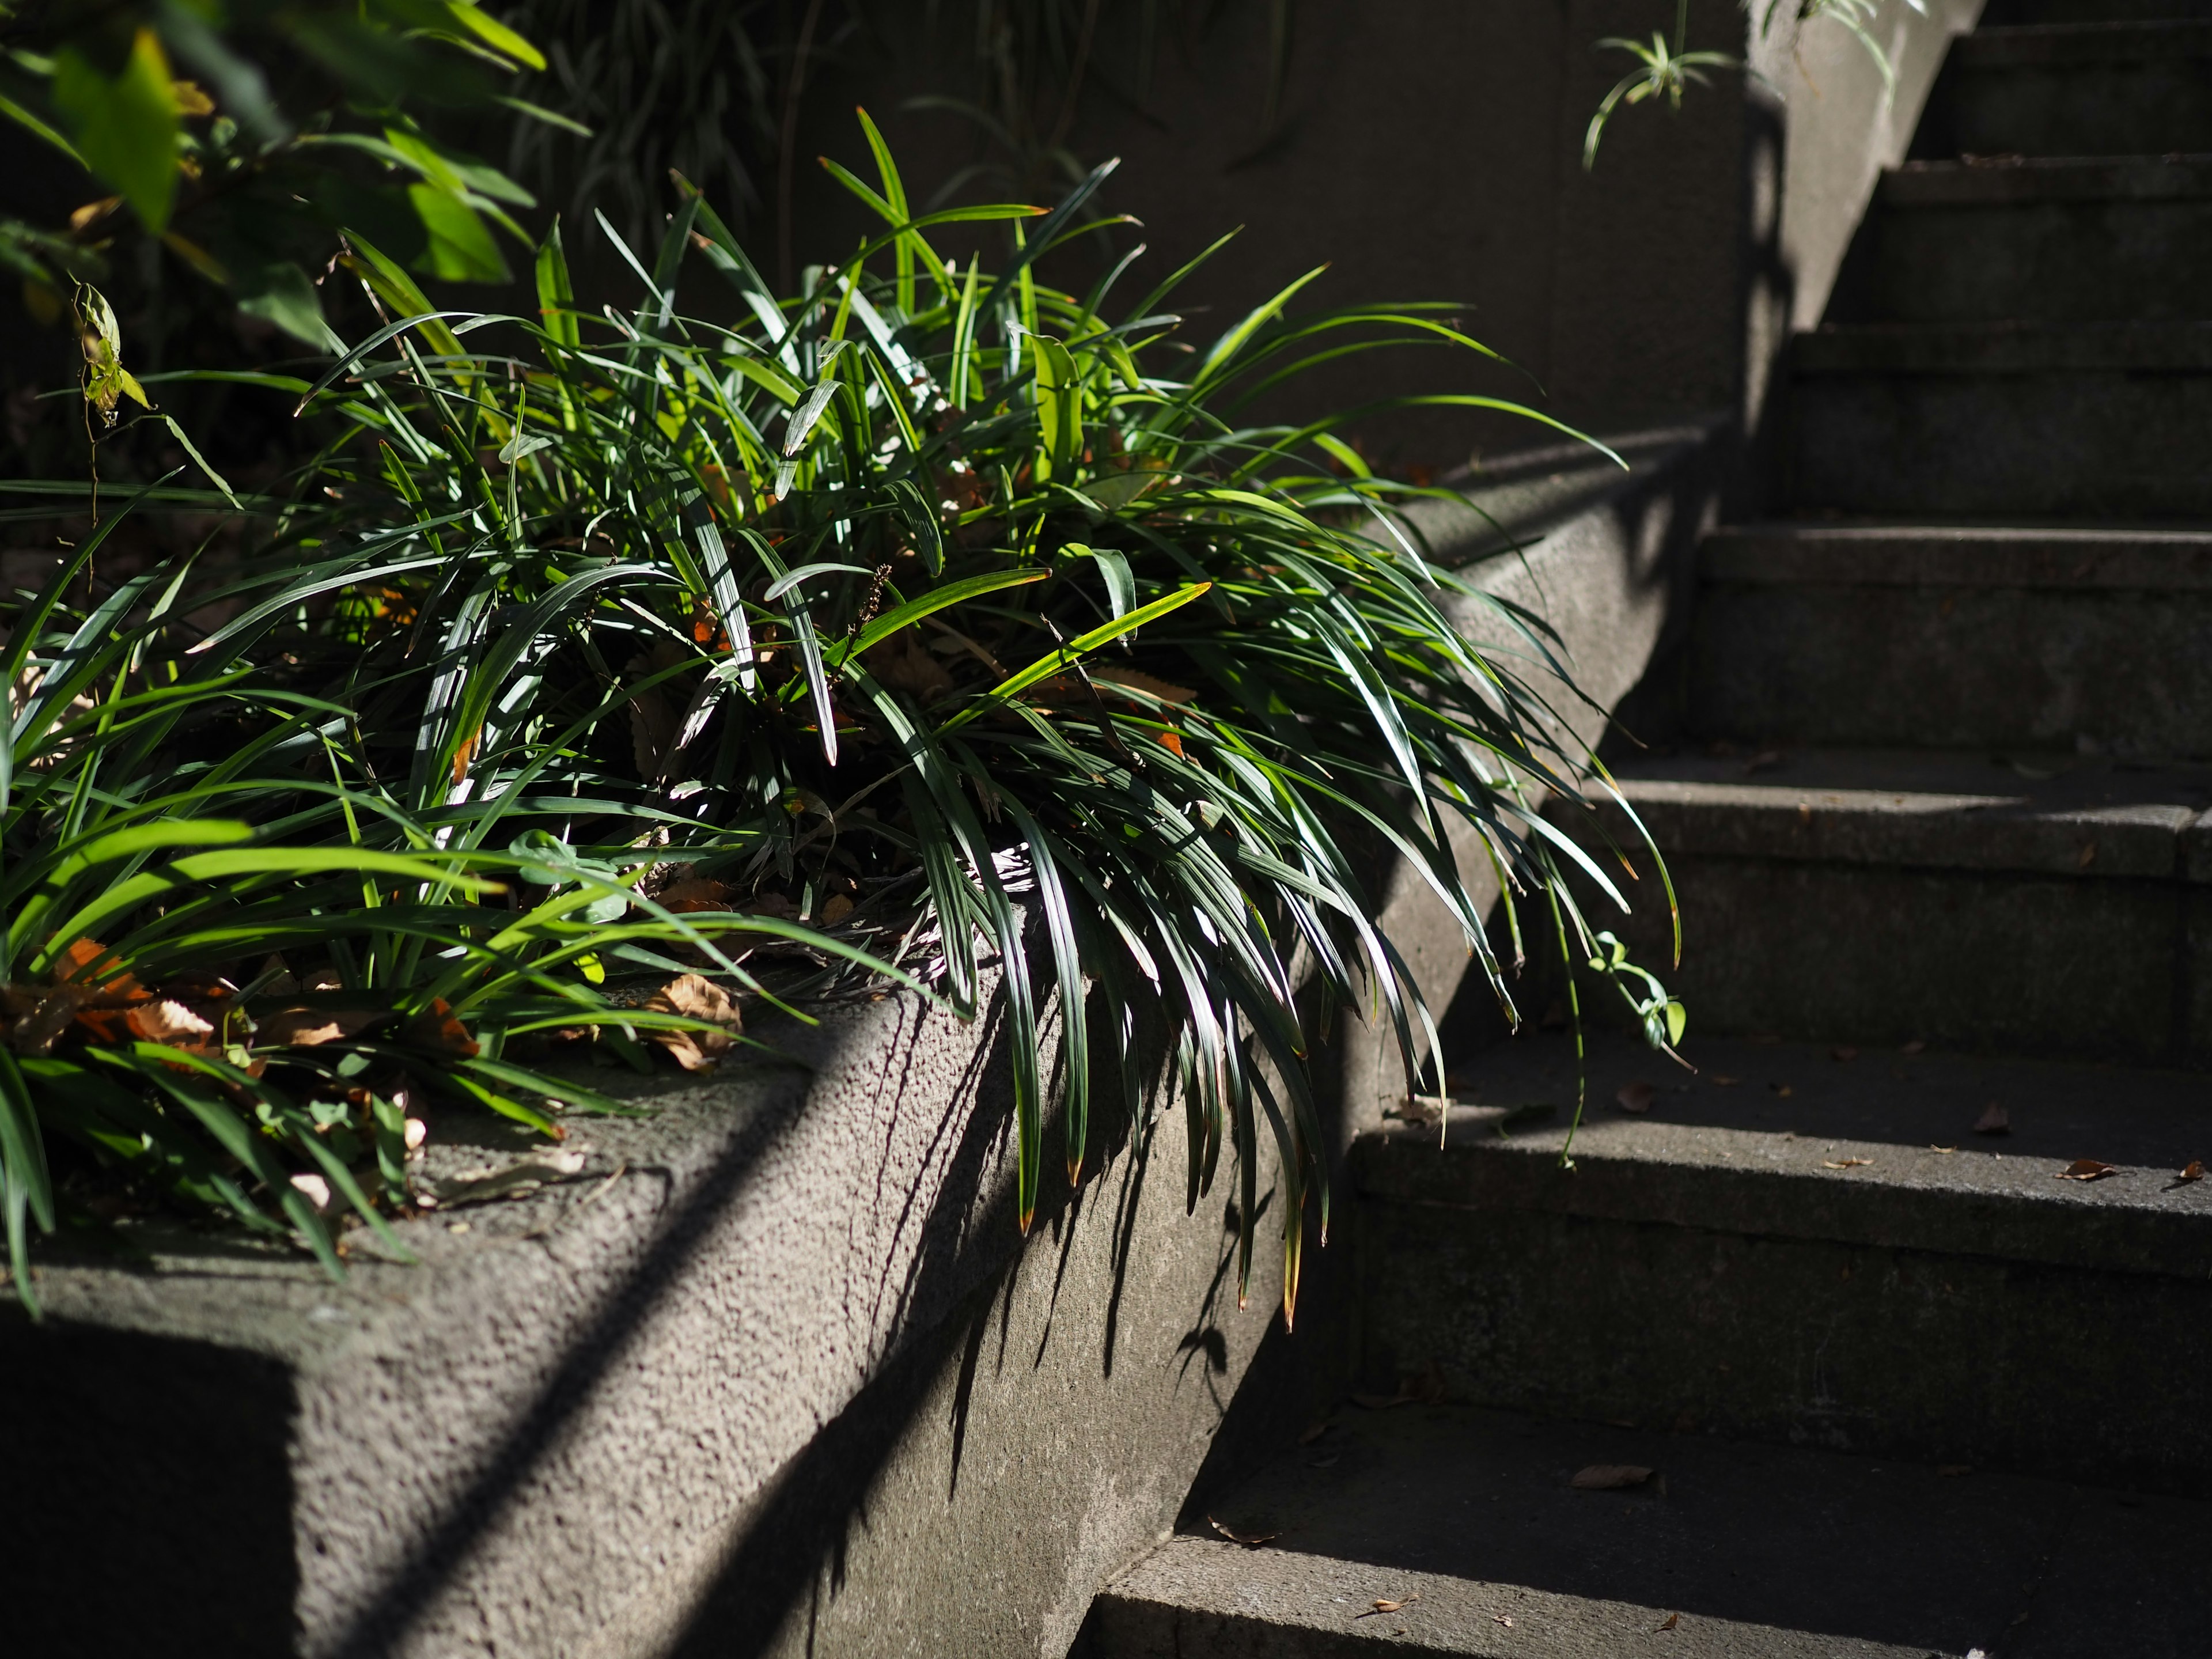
[1881,153,2212,206]
[1703,524,2212,589]
[1796,319,2212,373]
[1954,18,2212,65]
[1092,1539,1931,1659]
[1356,1108,2212,1282]
[1582,762,2212,882]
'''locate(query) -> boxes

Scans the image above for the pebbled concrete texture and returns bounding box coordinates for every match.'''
[1690,525,2212,757]
[1839,166,2212,324]
[1354,1032,2212,1494]
[1789,353,2212,517]
[1912,21,2212,158]
[0,978,1293,1657]
[1539,748,2212,1058]
[1081,1403,2212,1658]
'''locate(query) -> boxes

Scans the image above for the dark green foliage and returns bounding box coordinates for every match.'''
[1,119,1677,1327]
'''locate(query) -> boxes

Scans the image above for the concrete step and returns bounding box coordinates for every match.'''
[1983,0,2212,24]
[1081,1397,2212,1656]
[1833,156,2212,323]
[1685,524,2212,755]
[1351,1032,2212,1493]
[1786,321,2212,516]
[1554,748,2212,1060]
[1914,22,2212,159]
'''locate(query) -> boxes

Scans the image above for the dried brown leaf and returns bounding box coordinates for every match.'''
[1207,1517,1277,1548]
[259,1006,385,1048]
[126,999,214,1044]
[1616,1080,1655,1113]
[2179,1160,2205,1184]
[1824,1157,1873,1169]
[1709,1074,1740,1086]
[1658,1612,1680,1631]
[2058,1158,2116,1181]
[1770,1082,1794,1099]
[2077,842,2097,869]
[645,974,743,1071]
[1974,1103,2010,1135]
[1363,1595,1418,1616]
[1571,1464,1654,1491]
[820,893,855,925]
[1089,666,1198,704]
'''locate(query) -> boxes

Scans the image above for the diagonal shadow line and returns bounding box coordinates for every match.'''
[325,986,1036,1659]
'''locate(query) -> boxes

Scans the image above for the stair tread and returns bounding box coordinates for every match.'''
[1882,151,2212,204]
[1798,317,2212,372]
[1593,747,2212,880]
[1704,522,2212,588]
[1363,1031,2212,1277]
[1956,17,2212,64]
[1100,1404,2212,1657]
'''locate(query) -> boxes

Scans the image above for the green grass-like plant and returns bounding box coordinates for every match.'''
[3,115,1676,1324]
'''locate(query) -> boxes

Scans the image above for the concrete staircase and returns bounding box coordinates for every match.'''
[1077,4,2212,1653]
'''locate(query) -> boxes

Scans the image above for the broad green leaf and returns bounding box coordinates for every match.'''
[51,31,179,233]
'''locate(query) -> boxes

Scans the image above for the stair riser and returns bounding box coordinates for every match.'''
[1982,0,2212,22]
[1851,199,2212,323]
[1359,1198,2212,1494]
[1686,582,2212,755]
[1550,851,2210,1063]
[1789,369,2212,516]
[1922,59,2212,157]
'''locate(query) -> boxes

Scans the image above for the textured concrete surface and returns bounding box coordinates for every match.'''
[1082,1404,2212,1657]
[1539,749,2212,1057]
[1354,1031,2212,1493]
[1840,158,2212,323]
[1914,20,2212,157]
[1690,569,2212,753]
[0,978,1293,1657]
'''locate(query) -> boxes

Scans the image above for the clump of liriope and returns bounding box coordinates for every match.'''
[2,113,1675,1323]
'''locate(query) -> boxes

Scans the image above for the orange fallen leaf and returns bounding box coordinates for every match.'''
[1824,1157,1873,1169]
[1571,1464,1654,1491]
[1208,1517,1278,1548]
[1709,1074,1740,1086]
[53,937,141,994]
[1617,1080,1655,1113]
[1158,729,1185,759]
[1089,666,1198,704]
[1974,1103,2010,1135]
[2179,1161,2205,1184]
[407,998,479,1057]
[1770,1083,1793,1098]
[451,728,478,787]
[2058,1159,2116,1181]
[656,877,735,913]
[1658,1612,1680,1631]
[820,893,855,925]
[1930,1145,1958,1155]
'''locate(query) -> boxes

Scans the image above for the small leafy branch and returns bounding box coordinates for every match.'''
[0,0,563,346]
[1584,0,1931,169]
